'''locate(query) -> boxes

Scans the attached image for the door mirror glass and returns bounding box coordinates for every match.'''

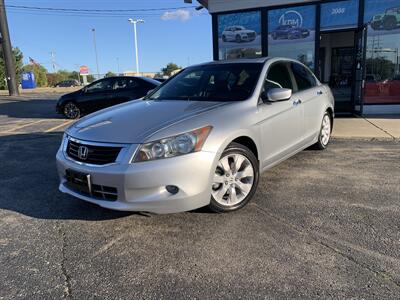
[266,88,292,102]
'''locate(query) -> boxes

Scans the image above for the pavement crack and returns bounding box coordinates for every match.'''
[58,223,72,299]
[251,203,400,292]
[363,117,396,140]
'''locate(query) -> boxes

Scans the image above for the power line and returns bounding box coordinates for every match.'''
[3,4,198,12]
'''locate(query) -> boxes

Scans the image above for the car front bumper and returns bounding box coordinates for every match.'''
[56,147,218,214]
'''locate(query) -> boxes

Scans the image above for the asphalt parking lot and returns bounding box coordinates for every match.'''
[0,94,399,299]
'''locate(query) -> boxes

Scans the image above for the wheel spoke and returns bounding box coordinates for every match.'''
[213,173,225,184]
[236,181,252,194]
[233,154,245,173]
[236,165,253,180]
[219,156,231,174]
[229,186,238,204]
[214,184,229,200]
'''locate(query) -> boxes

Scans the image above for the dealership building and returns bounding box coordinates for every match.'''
[192,0,400,114]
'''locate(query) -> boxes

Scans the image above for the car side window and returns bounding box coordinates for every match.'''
[114,78,138,90]
[265,63,293,91]
[86,79,113,93]
[290,63,317,91]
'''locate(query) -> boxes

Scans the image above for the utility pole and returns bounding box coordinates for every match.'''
[91,28,100,78]
[0,0,19,95]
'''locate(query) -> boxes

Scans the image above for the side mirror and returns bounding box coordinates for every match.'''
[264,88,292,102]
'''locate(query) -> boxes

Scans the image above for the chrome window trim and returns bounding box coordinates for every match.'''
[63,135,133,167]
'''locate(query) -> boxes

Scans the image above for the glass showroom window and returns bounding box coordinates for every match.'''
[320,0,359,31]
[217,11,262,60]
[364,0,400,104]
[268,5,316,69]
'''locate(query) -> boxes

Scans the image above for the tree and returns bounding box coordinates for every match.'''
[161,63,181,77]
[23,64,48,87]
[105,71,116,78]
[87,75,95,83]
[0,47,23,90]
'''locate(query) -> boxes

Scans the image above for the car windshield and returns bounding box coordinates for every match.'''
[147,63,263,102]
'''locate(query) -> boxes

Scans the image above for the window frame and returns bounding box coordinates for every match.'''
[289,62,319,93]
[259,60,296,103]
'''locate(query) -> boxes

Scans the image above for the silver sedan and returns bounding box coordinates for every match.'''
[56,57,334,213]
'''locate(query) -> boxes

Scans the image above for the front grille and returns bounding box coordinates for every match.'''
[248,32,256,38]
[65,169,118,201]
[67,139,121,165]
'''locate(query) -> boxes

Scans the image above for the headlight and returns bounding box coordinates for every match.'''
[133,126,212,162]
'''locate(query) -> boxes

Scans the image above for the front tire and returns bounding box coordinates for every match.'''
[63,102,81,119]
[312,112,332,150]
[209,143,259,213]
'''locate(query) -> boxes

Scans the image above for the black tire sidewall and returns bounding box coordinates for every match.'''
[209,143,259,213]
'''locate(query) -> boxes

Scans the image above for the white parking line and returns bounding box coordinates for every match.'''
[44,120,74,133]
[3,119,46,133]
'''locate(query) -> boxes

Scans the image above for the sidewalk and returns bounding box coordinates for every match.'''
[333,117,400,140]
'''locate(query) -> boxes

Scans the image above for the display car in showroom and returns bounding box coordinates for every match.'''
[56,76,160,119]
[271,25,310,40]
[370,6,400,30]
[221,26,257,43]
[56,57,334,214]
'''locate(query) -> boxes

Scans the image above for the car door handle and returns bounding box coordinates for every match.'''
[317,90,324,95]
[293,99,302,106]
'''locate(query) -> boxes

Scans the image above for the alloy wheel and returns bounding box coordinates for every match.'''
[64,102,80,119]
[211,153,254,207]
[321,114,331,146]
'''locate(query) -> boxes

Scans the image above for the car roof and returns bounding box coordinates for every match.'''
[193,57,270,67]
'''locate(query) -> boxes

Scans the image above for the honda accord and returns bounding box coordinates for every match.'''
[56,57,334,214]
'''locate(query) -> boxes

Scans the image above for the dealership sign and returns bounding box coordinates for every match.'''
[268,5,316,32]
[279,10,303,28]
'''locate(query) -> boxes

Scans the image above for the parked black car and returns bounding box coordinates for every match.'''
[55,79,80,87]
[56,76,160,119]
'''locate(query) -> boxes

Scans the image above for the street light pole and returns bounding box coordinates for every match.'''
[91,28,100,78]
[0,0,19,95]
[128,18,144,75]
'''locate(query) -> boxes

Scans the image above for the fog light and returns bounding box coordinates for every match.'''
[166,185,179,195]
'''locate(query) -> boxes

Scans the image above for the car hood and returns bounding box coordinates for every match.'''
[66,100,229,144]
[60,89,82,99]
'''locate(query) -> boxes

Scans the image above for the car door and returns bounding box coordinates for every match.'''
[112,77,148,105]
[81,78,115,113]
[290,62,323,144]
[258,62,304,168]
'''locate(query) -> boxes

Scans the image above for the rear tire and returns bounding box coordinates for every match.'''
[209,143,259,213]
[312,112,332,150]
[63,102,81,119]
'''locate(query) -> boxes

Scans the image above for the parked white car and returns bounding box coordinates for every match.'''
[56,58,334,214]
[222,26,257,43]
